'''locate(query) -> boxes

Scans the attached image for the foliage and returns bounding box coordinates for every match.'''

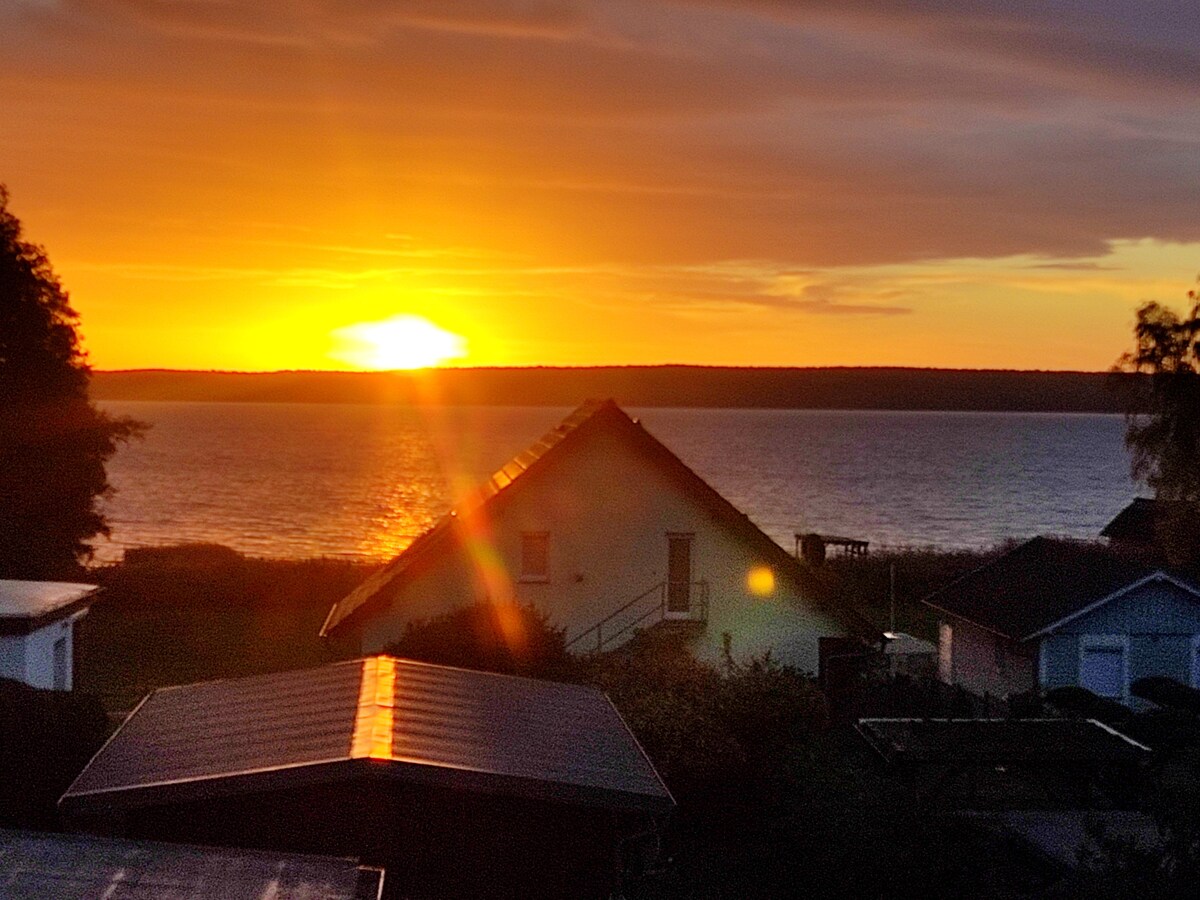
[382,602,577,680]
[823,545,1006,639]
[0,677,109,829]
[0,184,143,578]
[77,545,374,712]
[1115,293,1200,561]
[585,630,828,818]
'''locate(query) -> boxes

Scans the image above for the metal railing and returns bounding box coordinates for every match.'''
[566,580,710,654]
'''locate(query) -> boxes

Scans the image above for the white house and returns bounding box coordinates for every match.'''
[322,400,875,674]
[0,580,99,690]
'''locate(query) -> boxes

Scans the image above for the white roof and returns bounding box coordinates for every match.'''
[0,580,99,620]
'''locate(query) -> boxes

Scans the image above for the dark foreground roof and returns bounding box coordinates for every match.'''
[321,399,874,639]
[919,537,1200,640]
[856,718,1150,767]
[0,828,382,900]
[61,656,672,817]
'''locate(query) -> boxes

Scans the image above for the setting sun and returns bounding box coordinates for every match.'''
[330,315,467,370]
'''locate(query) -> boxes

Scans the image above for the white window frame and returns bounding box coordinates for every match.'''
[518,531,550,583]
[1078,634,1130,701]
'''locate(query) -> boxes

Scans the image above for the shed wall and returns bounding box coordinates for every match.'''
[1040,580,1200,699]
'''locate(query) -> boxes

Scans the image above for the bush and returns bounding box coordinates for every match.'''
[585,630,828,820]
[0,678,108,829]
[383,602,576,680]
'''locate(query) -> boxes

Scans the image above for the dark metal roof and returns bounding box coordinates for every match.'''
[321,399,876,639]
[0,828,383,900]
[919,536,1189,640]
[856,718,1151,767]
[61,656,673,816]
[0,581,99,636]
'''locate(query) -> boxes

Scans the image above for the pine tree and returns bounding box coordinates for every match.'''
[0,184,143,578]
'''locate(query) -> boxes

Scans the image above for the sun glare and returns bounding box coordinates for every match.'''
[331,314,467,370]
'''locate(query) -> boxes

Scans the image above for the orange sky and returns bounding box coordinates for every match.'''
[4,1,1200,371]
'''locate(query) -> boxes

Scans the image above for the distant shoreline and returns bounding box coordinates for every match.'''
[91,366,1136,413]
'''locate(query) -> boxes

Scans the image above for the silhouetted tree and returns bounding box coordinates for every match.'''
[0,184,142,578]
[1116,292,1200,562]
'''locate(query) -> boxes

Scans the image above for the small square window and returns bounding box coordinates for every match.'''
[520,532,549,581]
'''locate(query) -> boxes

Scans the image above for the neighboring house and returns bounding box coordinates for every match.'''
[923,537,1200,703]
[60,656,672,900]
[0,580,99,691]
[1101,497,1200,558]
[0,828,384,900]
[321,399,874,673]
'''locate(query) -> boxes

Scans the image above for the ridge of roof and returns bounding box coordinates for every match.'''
[321,399,620,636]
[321,400,876,639]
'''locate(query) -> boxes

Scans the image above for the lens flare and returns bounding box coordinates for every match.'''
[747,565,776,597]
[331,314,467,370]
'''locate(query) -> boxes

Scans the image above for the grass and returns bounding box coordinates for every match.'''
[75,544,379,713]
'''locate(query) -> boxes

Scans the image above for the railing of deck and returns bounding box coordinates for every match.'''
[566,580,709,655]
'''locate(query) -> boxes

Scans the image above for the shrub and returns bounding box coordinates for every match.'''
[383,602,576,680]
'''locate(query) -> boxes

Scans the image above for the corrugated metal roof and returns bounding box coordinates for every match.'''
[0,580,98,620]
[0,828,383,900]
[321,399,876,639]
[61,656,672,815]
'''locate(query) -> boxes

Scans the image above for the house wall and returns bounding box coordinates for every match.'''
[0,634,26,682]
[938,617,1036,699]
[1040,580,1200,702]
[0,615,80,690]
[358,424,849,673]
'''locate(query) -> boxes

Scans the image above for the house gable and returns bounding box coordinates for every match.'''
[1038,578,1200,697]
[324,400,874,670]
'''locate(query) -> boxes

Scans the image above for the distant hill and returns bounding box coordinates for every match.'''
[91,366,1138,412]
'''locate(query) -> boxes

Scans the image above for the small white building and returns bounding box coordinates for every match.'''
[0,580,99,690]
[322,400,874,674]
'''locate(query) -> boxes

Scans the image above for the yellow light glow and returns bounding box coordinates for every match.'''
[331,314,467,370]
[351,656,396,761]
[747,566,775,597]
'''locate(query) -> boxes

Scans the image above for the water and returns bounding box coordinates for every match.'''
[94,402,1140,562]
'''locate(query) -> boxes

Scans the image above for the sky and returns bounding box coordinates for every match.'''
[3,0,1200,371]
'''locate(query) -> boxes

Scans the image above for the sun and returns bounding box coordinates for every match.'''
[331,314,467,370]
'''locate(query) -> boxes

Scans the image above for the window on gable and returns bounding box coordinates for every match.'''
[1079,636,1127,699]
[520,532,549,582]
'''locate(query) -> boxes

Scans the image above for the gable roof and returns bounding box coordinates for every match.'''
[0,581,99,636]
[321,399,875,639]
[920,536,1200,641]
[1100,497,1158,542]
[1101,497,1200,544]
[0,828,383,900]
[60,655,673,817]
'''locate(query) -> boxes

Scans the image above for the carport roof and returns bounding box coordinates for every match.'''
[61,656,673,816]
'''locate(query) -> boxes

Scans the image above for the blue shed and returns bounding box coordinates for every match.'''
[923,537,1200,704]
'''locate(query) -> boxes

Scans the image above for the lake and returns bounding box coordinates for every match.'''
[94,402,1141,563]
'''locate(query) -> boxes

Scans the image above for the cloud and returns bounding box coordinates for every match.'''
[5,0,1200,277]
